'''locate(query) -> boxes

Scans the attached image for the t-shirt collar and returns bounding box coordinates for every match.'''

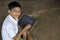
[8,15,18,24]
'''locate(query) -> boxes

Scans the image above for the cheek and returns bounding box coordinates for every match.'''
[13,12,21,16]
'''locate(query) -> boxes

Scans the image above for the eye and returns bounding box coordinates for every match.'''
[11,8,21,13]
[12,10,17,13]
[18,10,21,13]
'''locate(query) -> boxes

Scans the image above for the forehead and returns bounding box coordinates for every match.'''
[12,7,21,11]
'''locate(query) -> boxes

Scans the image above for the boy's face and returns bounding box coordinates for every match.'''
[8,7,21,19]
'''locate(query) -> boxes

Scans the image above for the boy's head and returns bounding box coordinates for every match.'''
[8,1,21,19]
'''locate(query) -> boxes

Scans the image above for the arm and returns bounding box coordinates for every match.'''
[13,24,31,40]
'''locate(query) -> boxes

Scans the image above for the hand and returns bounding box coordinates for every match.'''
[13,34,21,40]
[14,36,21,40]
[26,24,31,26]
[25,24,31,30]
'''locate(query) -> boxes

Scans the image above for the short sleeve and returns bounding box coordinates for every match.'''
[5,23,17,38]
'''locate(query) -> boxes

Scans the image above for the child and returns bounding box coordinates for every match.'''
[2,1,33,40]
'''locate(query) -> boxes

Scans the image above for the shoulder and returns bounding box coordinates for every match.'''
[2,16,13,27]
[3,15,12,24]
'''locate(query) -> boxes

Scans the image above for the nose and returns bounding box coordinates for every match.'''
[16,11,20,16]
[15,11,20,14]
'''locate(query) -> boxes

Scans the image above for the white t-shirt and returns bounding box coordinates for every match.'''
[2,15,18,40]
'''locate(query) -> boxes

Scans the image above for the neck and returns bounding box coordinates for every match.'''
[13,17,18,20]
[9,15,18,20]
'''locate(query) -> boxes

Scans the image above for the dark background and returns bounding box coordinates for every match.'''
[0,0,60,40]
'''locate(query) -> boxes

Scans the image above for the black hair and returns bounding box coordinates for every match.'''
[8,1,21,10]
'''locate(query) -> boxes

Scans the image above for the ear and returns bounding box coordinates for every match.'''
[8,10,11,13]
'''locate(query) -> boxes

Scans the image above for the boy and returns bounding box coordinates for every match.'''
[2,1,33,40]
